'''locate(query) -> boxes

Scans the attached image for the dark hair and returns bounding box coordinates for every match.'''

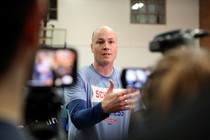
[144,48,210,116]
[0,1,35,75]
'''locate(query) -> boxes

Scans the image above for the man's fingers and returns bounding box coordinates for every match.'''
[121,88,137,96]
[122,90,140,100]
[107,79,114,94]
[122,104,135,110]
[124,97,138,105]
[123,97,139,109]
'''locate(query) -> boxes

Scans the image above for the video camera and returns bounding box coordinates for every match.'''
[24,45,77,140]
[149,28,209,53]
[121,28,209,90]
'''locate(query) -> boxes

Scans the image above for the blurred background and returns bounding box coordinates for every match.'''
[40,0,210,69]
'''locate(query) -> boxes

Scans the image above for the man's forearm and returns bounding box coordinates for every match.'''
[67,99,109,130]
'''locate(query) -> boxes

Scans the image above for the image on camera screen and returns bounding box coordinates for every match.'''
[121,68,151,89]
[27,47,77,87]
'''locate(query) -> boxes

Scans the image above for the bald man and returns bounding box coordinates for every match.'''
[64,26,142,140]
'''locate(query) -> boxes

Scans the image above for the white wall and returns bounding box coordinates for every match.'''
[49,0,199,68]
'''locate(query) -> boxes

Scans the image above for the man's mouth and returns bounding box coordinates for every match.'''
[102,53,111,55]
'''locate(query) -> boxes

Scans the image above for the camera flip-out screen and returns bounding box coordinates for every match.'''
[121,68,151,90]
[27,47,77,87]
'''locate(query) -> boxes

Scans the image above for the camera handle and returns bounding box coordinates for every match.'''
[24,87,65,140]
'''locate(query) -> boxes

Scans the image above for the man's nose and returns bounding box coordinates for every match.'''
[103,42,110,50]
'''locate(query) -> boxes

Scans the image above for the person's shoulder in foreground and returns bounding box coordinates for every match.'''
[0,120,26,140]
[0,0,48,139]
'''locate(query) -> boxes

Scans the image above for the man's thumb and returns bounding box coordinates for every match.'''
[107,79,114,94]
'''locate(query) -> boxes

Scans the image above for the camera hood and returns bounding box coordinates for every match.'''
[149,29,209,53]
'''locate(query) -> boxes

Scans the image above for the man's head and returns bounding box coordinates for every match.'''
[91,26,118,66]
[0,0,48,77]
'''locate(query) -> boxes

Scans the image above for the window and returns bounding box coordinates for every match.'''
[49,0,58,20]
[130,0,166,24]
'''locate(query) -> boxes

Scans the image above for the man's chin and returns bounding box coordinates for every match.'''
[101,60,114,66]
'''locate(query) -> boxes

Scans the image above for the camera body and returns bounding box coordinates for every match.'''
[24,46,77,140]
[149,28,209,53]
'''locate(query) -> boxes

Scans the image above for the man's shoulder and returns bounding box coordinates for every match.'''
[0,120,25,140]
[78,64,92,73]
[79,64,91,70]
[113,66,122,71]
[113,66,123,75]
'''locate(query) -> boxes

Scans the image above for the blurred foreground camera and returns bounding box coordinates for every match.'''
[24,45,78,140]
[24,88,62,140]
[149,28,209,53]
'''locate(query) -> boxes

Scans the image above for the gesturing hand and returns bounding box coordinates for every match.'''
[101,79,139,114]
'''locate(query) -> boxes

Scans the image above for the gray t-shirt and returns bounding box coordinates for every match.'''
[64,64,143,140]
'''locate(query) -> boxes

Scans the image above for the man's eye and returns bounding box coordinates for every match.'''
[96,41,104,44]
[109,41,114,44]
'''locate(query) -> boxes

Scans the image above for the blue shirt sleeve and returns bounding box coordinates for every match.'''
[67,99,109,130]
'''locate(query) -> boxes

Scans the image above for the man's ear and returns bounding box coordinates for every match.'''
[91,43,94,53]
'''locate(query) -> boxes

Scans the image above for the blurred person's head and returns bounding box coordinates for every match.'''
[0,0,49,122]
[0,0,48,76]
[143,47,210,117]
